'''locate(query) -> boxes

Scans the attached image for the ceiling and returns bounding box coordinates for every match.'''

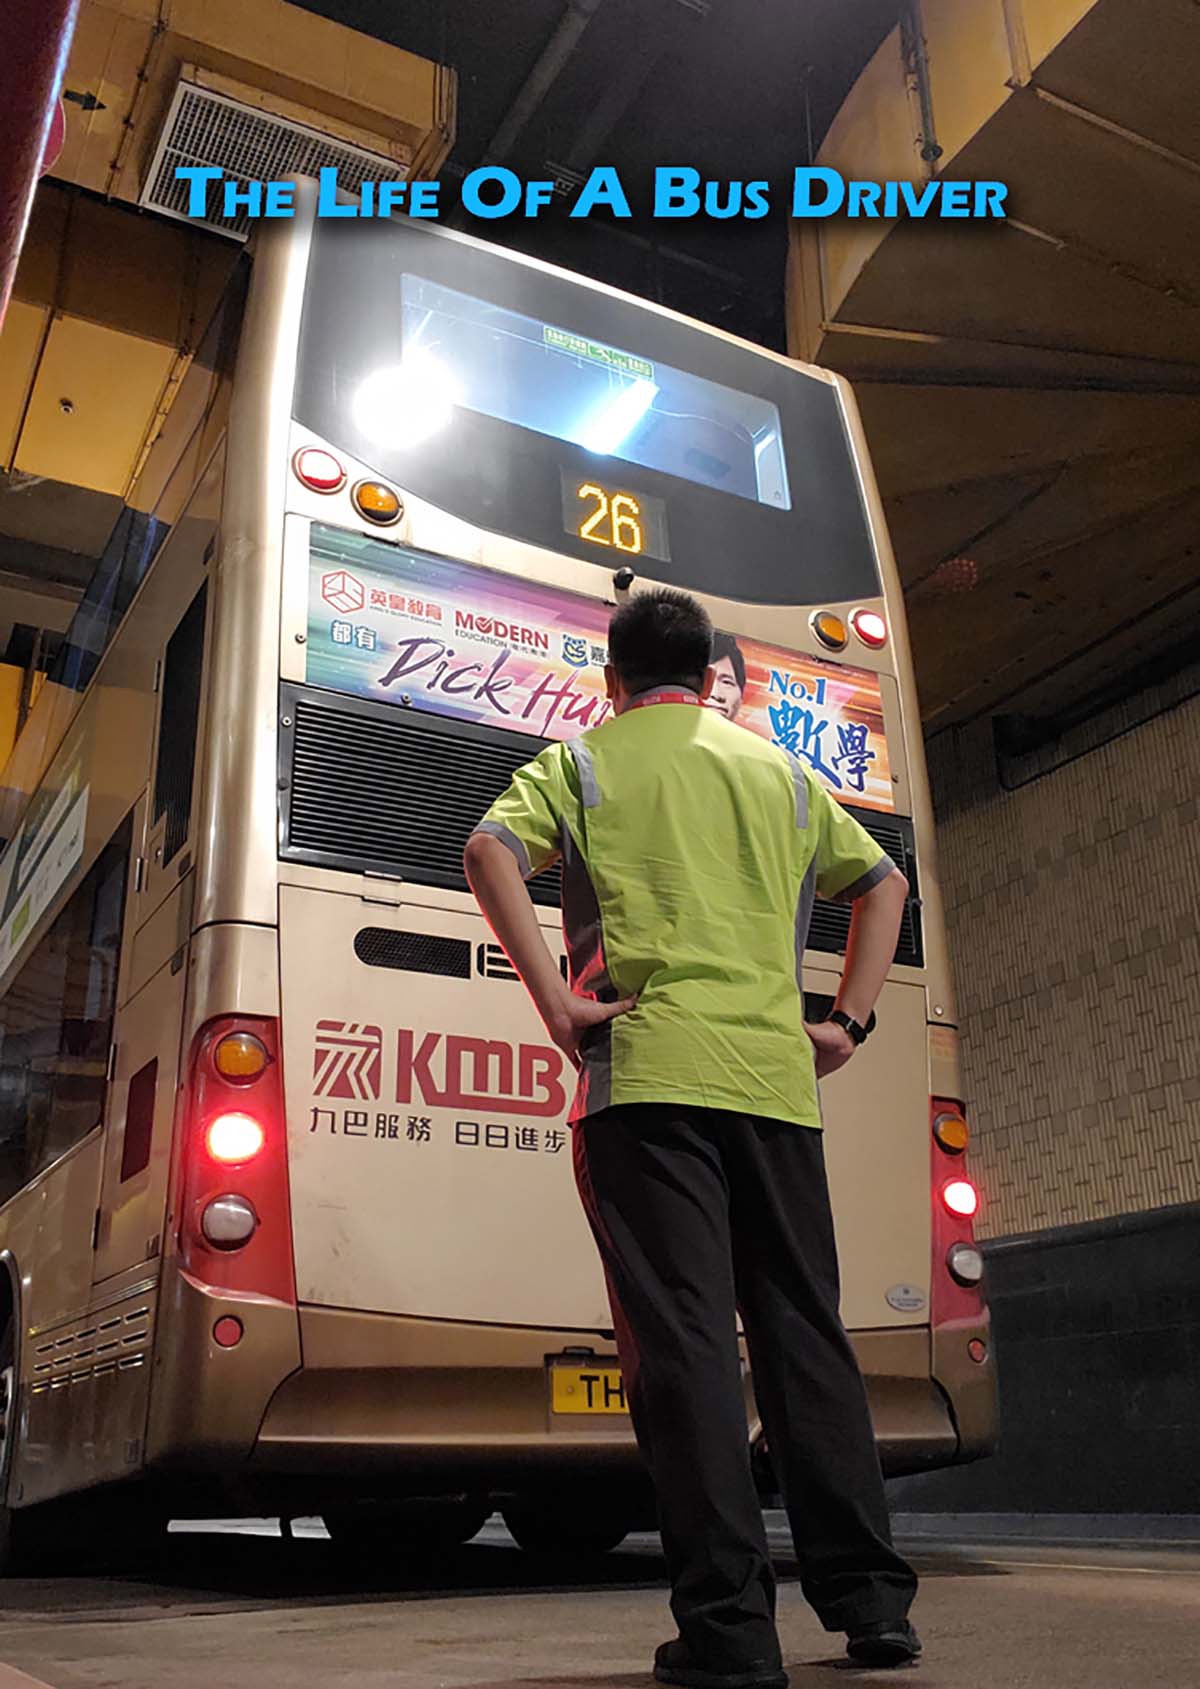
[293,0,903,349]
[788,0,1200,735]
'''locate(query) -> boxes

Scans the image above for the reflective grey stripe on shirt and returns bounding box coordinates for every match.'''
[832,854,895,904]
[471,820,532,879]
[566,736,601,809]
[788,756,808,828]
[794,861,817,989]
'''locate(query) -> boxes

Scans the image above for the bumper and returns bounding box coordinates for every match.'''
[249,1309,974,1483]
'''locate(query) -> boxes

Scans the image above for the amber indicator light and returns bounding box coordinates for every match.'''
[933,1111,969,1154]
[353,480,403,524]
[810,611,848,651]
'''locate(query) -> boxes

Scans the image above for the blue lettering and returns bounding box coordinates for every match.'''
[317,166,356,217]
[377,181,406,216]
[462,166,522,219]
[223,179,262,218]
[899,179,940,218]
[524,179,554,216]
[654,167,700,218]
[408,180,441,217]
[264,181,294,218]
[847,180,882,218]
[175,166,223,218]
[792,167,845,217]
[571,166,632,219]
[940,181,971,217]
[744,180,771,220]
[976,181,1008,217]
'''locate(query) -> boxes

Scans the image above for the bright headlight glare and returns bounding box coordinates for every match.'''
[352,353,462,449]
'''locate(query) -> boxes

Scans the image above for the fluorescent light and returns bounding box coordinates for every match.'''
[352,351,462,450]
[576,377,659,456]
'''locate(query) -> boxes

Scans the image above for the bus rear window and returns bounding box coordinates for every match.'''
[295,220,881,608]
[393,276,790,510]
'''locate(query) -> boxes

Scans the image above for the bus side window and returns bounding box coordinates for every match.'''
[0,812,134,1206]
[153,583,208,869]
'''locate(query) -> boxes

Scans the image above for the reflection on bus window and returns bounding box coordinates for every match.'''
[0,813,132,1205]
[375,276,791,509]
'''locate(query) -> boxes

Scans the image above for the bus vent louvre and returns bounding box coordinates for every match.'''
[354,928,471,978]
[282,686,563,907]
[805,807,923,969]
[281,686,918,961]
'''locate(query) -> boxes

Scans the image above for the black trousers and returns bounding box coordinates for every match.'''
[574,1103,917,1668]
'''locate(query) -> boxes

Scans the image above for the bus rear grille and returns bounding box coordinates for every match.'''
[281,686,920,962]
[806,808,923,969]
[281,686,563,907]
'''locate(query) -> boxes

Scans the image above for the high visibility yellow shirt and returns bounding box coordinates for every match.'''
[474,688,891,1128]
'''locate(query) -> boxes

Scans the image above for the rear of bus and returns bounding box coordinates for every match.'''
[156,182,995,1529]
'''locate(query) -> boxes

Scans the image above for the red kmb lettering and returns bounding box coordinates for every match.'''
[397,1029,567,1116]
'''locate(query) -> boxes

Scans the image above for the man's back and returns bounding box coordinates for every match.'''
[479,693,887,1128]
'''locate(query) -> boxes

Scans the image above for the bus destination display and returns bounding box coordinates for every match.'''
[560,472,670,562]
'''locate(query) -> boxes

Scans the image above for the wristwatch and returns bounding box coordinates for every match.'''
[828,1008,876,1046]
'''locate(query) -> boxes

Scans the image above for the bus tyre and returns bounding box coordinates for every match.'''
[0,1316,40,1577]
[500,1499,629,1556]
[323,1495,490,1557]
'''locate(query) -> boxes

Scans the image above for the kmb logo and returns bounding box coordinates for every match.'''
[397,1030,567,1117]
[314,1021,383,1099]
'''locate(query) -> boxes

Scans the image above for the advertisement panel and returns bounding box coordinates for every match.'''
[306,525,893,811]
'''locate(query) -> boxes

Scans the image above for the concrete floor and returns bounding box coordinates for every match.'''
[0,1514,1196,1689]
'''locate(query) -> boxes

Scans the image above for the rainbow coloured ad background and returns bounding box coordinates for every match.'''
[306,526,893,812]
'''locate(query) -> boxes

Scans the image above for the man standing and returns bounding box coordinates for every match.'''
[464,589,919,1688]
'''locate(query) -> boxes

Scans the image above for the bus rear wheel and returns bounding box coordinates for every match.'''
[500,1498,629,1556]
[322,1494,490,1558]
[0,1315,41,1577]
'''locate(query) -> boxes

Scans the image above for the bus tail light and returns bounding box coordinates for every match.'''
[292,447,346,492]
[942,1178,978,1218]
[201,1194,259,1250]
[205,1113,265,1165]
[947,1243,984,1286]
[851,608,888,649]
[178,1016,295,1304]
[930,1096,985,1329]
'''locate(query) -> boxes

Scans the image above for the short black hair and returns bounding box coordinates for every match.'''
[607,588,713,695]
[709,630,746,693]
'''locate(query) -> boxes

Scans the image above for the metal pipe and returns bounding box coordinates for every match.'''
[482,0,607,166]
[899,1,942,167]
[0,0,80,335]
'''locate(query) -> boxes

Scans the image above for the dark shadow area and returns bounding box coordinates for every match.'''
[0,1521,1005,1625]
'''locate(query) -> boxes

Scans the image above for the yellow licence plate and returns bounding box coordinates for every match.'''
[551,1363,628,1415]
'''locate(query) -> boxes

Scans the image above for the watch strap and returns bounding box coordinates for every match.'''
[828,1008,876,1045]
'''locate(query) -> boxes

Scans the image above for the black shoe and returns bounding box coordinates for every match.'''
[654,1638,788,1689]
[845,1619,922,1668]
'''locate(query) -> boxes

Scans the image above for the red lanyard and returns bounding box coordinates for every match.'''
[626,690,703,711]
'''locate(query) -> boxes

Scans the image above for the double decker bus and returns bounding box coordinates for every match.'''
[0,177,994,1568]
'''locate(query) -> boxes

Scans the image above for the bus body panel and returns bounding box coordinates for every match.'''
[279,882,612,1331]
[808,968,933,1328]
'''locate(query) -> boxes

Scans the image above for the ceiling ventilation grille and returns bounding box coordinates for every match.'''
[140,77,406,241]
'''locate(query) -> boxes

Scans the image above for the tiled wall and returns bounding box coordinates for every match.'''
[925,673,1200,1238]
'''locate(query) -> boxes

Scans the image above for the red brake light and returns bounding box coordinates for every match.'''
[293,447,346,493]
[851,609,888,649]
[942,1178,979,1218]
[177,1017,295,1305]
[205,1112,266,1166]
